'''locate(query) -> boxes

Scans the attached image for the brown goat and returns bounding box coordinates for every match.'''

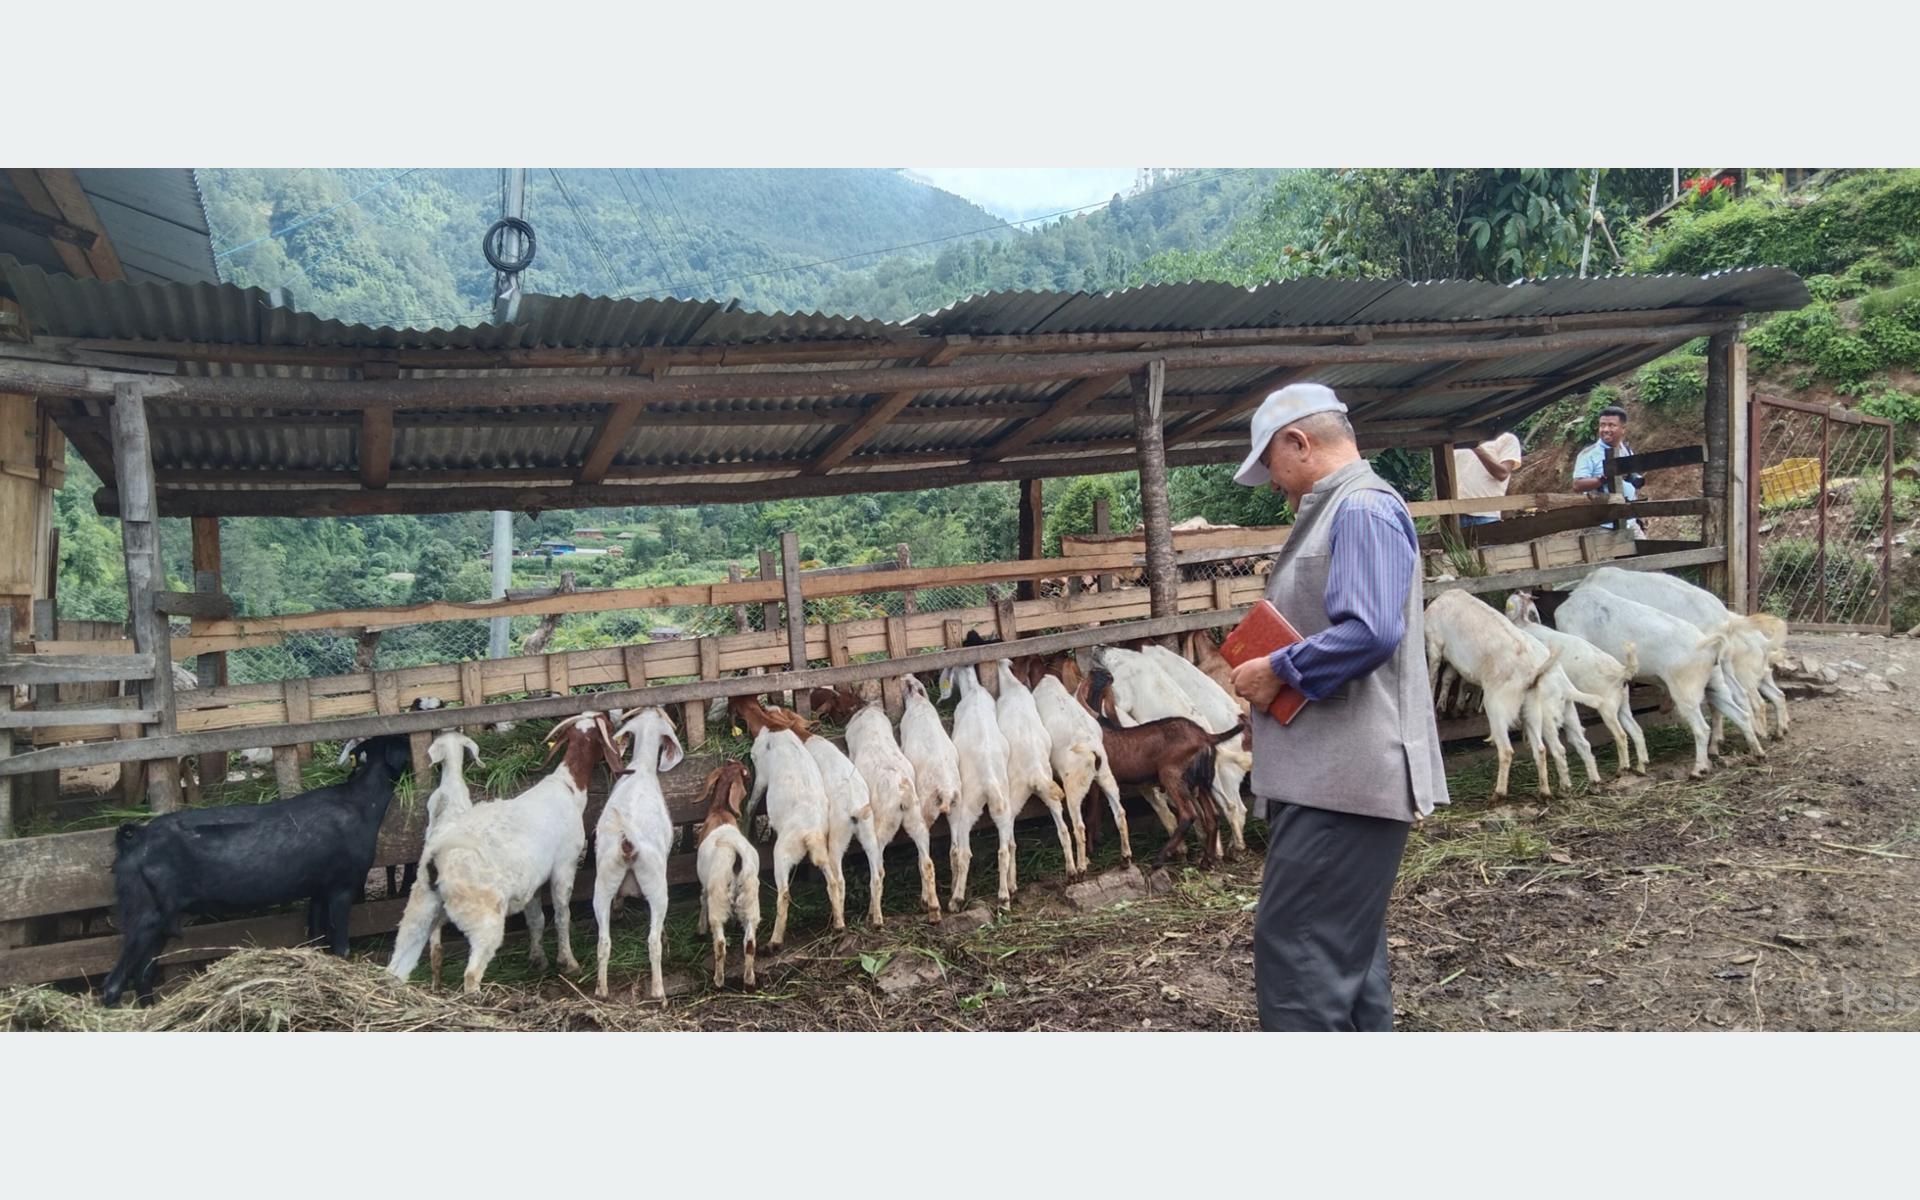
[807,685,864,726]
[1185,628,1252,742]
[696,761,754,844]
[727,695,814,741]
[1081,670,1240,868]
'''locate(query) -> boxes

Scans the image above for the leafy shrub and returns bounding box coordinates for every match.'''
[1646,170,1920,277]
[1635,354,1707,411]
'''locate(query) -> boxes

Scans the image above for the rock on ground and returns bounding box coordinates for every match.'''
[1064,864,1148,910]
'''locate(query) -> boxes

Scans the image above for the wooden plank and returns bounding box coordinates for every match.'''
[1017,477,1044,602]
[150,590,233,619]
[895,544,916,615]
[0,653,157,684]
[576,398,647,485]
[1462,498,1706,546]
[685,638,718,750]
[1607,444,1705,476]
[358,407,394,489]
[975,373,1127,462]
[805,390,920,475]
[23,170,125,281]
[757,549,780,645]
[883,616,908,718]
[459,660,485,735]
[547,653,571,696]
[994,596,1019,643]
[1432,440,1462,545]
[273,745,302,798]
[0,706,158,729]
[727,564,751,633]
[1422,546,1727,599]
[1727,341,1751,613]
[282,678,313,763]
[782,531,809,714]
[0,608,11,838]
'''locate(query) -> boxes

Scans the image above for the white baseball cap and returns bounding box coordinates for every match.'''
[1231,382,1348,486]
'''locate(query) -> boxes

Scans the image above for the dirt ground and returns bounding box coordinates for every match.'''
[11,632,1916,1033]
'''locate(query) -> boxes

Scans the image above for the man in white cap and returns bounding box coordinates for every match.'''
[1225,382,1449,1031]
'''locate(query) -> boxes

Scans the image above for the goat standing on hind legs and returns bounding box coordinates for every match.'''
[591,707,684,1001]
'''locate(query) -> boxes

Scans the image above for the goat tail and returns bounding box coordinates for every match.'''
[1522,644,1563,693]
[1182,743,1217,810]
[802,829,831,872]
[619,836,638,862]
[1619,641,1639,682]
[1567,688,1610,712]
[1208,721,1246,746]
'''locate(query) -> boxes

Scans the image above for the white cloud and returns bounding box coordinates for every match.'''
[904,167,1140,223]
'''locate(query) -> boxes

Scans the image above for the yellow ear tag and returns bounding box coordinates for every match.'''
[731,725,743,737]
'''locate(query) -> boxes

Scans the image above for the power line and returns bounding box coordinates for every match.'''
[214,168,420,259]
[606,168,678,294]
[546,167,624,294]
[633,168,721,298]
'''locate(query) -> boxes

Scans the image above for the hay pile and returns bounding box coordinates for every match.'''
[0,948,660,1033]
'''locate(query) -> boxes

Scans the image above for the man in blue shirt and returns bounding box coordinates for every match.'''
[1572,405,1646,535]
[1226,383,1448,1031]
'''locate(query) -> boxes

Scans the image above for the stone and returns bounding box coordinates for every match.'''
[1865,674,1895,694]
[1906,623,1920,639]
[937,905,995,936]
[875,953,944,996]
[1065,864,1147,910]
[1842,659,1868,672]
[1819,667,1842,684]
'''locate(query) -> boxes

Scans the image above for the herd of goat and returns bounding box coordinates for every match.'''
[94,564,1791,1006]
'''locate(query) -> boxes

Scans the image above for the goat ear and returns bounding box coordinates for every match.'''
[427,738,448,765]
[336,737,364,766]
[458,735,483,767]
[657,725,685,773]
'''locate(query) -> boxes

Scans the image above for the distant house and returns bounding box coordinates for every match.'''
[539,540,577,555]
[614,531,634,540]
[571,527,608,541]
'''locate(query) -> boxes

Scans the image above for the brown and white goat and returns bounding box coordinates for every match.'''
[1083,669,1241,868]
[694,762,761,989]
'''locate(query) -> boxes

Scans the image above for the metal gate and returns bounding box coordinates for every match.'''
[1747,395,1895,632]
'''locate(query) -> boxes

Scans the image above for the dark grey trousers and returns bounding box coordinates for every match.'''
[1254,800,1411,1032]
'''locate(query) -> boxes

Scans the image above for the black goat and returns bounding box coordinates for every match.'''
[99,734,414,1006]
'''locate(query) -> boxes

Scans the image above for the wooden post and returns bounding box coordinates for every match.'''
[758,549,779,637]
[1093,498,1115,595]
[994,595,1019,644]
[780,531,808,715]
[460,660,486,734]
[1017,478,1044,601]
[686,638,717,749]
[1703,329,1734,599]
[110,382,178,813]
[727,564,751,633]
[1726,340,1751,612]
[1130,360,1178,646]
[27,598,58,817]
[0,606,12,838]
[1432,442,1463,546]
[883,616,908,718]
[191,516,228,789]
[282,678,313,763]
[896,543,916,615]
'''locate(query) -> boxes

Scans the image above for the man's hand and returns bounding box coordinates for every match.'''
[1232,656,1284,709]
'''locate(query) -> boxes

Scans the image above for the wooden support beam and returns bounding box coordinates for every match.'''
[0,608,11,837]
[1727,341,1751,612]
[1164,366,1313,447]
[20,170,125,281]
[781,532,808,714]
[109,381,176,812]
[883,617,908,718]
[576,360,660,484]
[358,408,394,489]
[1432,441,1463,545]
[1350,359,1486,421]
[803,390,919,475]
[895,544,916,615]
[1131,361,1178,646]
[191,516,229,790]
[1702,330,1734,599]
[1461,343,1671,428]
[975,374,1127,462]
[1017,478,1044,601]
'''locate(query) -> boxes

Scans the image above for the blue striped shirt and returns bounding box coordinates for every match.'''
[1267,490,1419,702]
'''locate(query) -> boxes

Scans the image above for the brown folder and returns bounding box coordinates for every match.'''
[1217,600,1310,725]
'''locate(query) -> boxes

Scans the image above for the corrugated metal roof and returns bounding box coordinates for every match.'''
[902,269,1810,335]
[10,258,1811,513]
[0,257,898,348]
[0,170,217,287]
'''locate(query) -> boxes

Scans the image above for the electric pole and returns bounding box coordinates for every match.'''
[488,168,530,660]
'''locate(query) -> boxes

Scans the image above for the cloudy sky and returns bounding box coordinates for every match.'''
[905,168,1140,223]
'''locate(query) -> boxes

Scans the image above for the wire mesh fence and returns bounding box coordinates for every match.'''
[1752,398,1893,628]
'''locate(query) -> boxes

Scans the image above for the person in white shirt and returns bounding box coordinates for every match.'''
[1452,432,1524,528]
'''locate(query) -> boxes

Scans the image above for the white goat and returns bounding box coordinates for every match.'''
[418,730,484,989]
[1030,673,1128,872]
[745,723,842,949]
[991,660,1075,880]
[1580,566,1790,740]
[1092,646,1244,858]
[898,675,960,834]
[388,713,616,991]
[939,661,1016,906]
[1505,592,1649,775]
[803,732,883,928]
[1140,643,1252,856]
[1555,588,1763,776]
[590,707,683,1000]
[1423,590,1575,801]
[845,701,942,923]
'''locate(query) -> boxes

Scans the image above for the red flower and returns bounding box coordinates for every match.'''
[1720,175,1737,189]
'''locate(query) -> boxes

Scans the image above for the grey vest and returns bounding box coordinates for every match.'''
[1250,459,1450,824]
